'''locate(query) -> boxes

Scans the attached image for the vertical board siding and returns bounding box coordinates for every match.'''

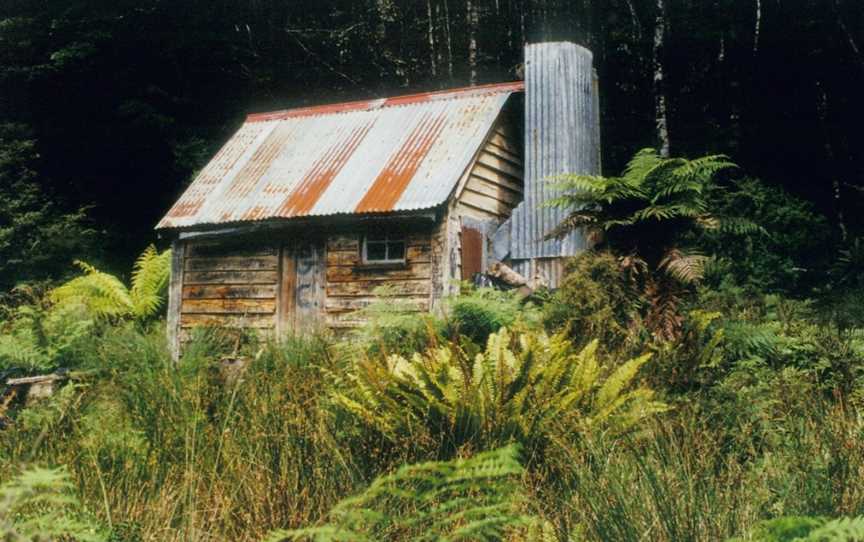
[179,241,279,333]
[324,232,433,328]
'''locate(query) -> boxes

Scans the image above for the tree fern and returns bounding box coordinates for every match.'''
[262,445,534,542]
[547,148,758,340]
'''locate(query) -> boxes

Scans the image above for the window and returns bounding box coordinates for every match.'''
[362,233,406,264]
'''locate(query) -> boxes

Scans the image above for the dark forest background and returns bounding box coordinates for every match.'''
[1,0,862,287]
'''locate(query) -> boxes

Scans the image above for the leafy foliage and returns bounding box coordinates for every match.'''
[0,124,96,290]
[549,148,759,340]
[334,327,667,455]
[263,445,533,542]
[0,465,104,541]
[730,516,864,542]
[448,287,539,345]
[50,245,171,323]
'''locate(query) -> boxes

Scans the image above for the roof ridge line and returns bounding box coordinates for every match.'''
[246,80,524,122]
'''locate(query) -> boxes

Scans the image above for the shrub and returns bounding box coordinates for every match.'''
[350,286,444,357]
[543,251,642,349]
[448,286,538,345]
[333,327,667,458]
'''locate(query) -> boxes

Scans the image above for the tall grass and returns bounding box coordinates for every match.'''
[0,320,862,540]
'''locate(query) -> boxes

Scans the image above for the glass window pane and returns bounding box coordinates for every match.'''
[366,241,386,261]
[387,241,405,261]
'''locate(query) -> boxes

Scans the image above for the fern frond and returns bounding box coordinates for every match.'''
[129,244,171,319]
[50,261,133,319]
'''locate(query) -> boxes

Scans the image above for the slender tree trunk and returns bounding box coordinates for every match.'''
[427,0,437,77]
[816,80,848,241]
[467,0,480,85]
[753,0,761,54]
[653,0,670,156]
[443,0,454,81]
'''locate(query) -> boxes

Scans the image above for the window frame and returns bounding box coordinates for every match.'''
[361,232,407,265]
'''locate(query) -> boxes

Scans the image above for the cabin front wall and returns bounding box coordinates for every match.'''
[167,225,437,353]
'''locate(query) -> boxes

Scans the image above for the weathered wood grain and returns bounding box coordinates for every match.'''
[184,270,279,285]
[183,284,277,299]
[167,240,185,361]
[181,298,276,314]
[476,151,523,180]
[184,256,278,272]
[324,296,429,312]
[180,313,275,329]
[186,243,277,258]
[326,279,430,297]
[326,262,432,282]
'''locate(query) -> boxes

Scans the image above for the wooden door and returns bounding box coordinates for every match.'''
[277,240,325,334]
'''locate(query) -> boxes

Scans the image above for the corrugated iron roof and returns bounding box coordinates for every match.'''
[157,81,524,230]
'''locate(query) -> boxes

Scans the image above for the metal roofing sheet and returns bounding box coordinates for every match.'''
[157,81,524,230]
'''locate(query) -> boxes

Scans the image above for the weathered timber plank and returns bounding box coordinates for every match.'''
[181,298,276,314]
[465,176,522,205]
[183,284,277,299]
[325,296,429,312]
[477,152,523,180]
[471,163,523,191]
[327,236,359,251]
[326,262,432,282]
[186,243,277,258]
[485,141,523,165]
[184,270,279,285]
[180,313,275,329]
[488,132,520,155]
[184,256,278,272]
[326,244,432,267]
[327,280,430,297]
[167,240,185,361]
[458,190,508,217]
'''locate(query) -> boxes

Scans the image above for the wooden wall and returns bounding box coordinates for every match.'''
[176,240,280,342]
[324,231,433,328]
[454,119,523,221]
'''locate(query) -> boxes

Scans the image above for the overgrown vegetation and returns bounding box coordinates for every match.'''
[0,150,862,541]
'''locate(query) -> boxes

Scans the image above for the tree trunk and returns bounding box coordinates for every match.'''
[427,0,437,77]
[653,0,671,157]
[816,80,848,241]
[467,0,480,85]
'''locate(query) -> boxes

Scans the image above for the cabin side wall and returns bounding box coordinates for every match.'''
[433,115,524,300]
[169,239,280,350]
[324,230,434,329]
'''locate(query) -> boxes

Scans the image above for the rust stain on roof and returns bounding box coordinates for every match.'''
[277,120,375,217]
[156,81,523,230]
[354,112,447,213]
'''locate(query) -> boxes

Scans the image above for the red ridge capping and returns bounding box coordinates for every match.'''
[246,80,525,123]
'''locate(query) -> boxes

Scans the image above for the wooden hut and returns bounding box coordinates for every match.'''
[156,42,600,356]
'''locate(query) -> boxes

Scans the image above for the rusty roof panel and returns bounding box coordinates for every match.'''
[157,81,523,230]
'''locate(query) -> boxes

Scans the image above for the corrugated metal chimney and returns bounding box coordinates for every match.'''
[493,41,600,287]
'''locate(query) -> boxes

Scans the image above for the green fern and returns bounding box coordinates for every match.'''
[547,148,759,340]
[262,445,534,542]
[0,465,105,541]
[50,245,170,322]
[729,515,864,542]
[333,328,667,454]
